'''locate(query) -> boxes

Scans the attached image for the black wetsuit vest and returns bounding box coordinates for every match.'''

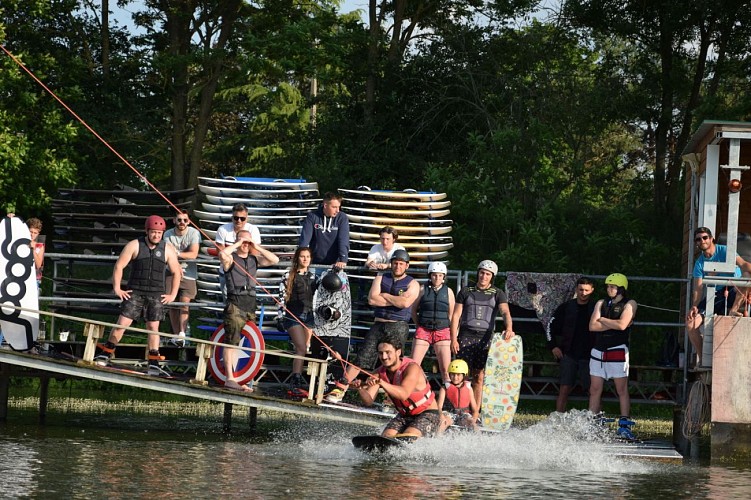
[287,272,316,315]
[226,254,258,298]
[418,285,450,330]
[127,237,167,297]
[460,285,500,333]
[594,298,632,350]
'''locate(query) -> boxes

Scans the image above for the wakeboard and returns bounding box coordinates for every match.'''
[312,270,352,339]
[352,434,415,453]
[0,216,40,351]
[480,333,523,431]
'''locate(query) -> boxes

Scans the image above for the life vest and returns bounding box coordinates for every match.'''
[418,285,450,330]
[126,237,167,296]
[286,271,316,315]
[378,357,435,417]
[444,382,472,414]
[226,254,258,297]
[373,273,414,322]
[594,298,632,350]
[460,285,500,332]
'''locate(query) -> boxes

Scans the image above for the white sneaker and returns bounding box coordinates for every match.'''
[169,332,186,348]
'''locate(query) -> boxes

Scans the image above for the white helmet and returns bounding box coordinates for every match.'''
[478,259,498,275]
[428,262,447,275]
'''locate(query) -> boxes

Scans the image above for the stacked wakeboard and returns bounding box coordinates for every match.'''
[195,177,320,317]
[51,185,194,315]
[340,186,453,269]
[53,185,193,256]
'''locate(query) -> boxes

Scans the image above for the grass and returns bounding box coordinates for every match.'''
[6,383,680,440]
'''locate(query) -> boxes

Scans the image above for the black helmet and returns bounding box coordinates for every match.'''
[321,272,343,292]
[390,249,410,263]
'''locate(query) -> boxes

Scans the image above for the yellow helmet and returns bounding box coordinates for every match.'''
[448,359,469,375]
[605,273,628,290]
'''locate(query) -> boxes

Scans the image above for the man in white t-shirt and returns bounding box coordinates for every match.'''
[164,212,201,346]
[365,226,405,271]
[215,204,262,301]
[215,203,262,249]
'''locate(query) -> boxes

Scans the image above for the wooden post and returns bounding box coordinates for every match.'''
[307,360,328,404]
[223,403,233,433]
[248,406,257,432]
[81,323,106,363]
[39,375,49,423]
[190,343,212,385]
[0,364,10,421]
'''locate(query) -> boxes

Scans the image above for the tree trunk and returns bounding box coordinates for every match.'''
[653,14,674,216]
[164,0,193,191]
[102,0,109,78]
[364,0,381,121]
[186,1,242,189]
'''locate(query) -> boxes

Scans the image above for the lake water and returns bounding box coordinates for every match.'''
[1,407,750,499]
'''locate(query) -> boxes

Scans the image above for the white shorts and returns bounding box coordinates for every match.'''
[589,345,629,380]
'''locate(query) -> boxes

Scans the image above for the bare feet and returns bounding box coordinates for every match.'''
[224,380,253,393]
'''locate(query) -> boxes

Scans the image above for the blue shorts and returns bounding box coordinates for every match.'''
[284,311,314,330]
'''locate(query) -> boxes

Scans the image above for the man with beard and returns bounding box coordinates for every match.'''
[357,334,441,438]
[450,260,514,421]
[685,226,751,365]
[324,249,419,403]
[218,230,279,392]
[94,215,181,375]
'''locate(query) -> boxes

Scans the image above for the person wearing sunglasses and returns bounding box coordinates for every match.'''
[164,212,201,347]
[686,226,751,365]
[215,204,262,301]
[218,230,280,392]
[215,203,261,250]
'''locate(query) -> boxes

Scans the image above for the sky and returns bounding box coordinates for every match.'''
[114,1,367,30]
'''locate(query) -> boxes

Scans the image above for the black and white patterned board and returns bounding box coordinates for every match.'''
[312,270,351,338]
[0,217,39,350]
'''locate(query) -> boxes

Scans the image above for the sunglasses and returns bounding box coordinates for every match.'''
[233,216,247,221]
[695,235,710,242]
[176,218,189,223]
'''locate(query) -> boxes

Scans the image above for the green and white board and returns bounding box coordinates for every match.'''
[480,334,523,431]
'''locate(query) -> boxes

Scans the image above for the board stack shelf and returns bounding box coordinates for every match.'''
[339,186,453,270]
[50,185,194,315]
[195,177,320,320]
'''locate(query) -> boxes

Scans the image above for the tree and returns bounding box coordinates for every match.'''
[562,0,751,223]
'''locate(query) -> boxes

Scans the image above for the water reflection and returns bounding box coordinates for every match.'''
[2,410,751,498]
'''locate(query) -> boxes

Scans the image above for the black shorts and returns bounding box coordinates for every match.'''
[385,410,441,437]
[697,287,737,316]
[120,294,164,322]
[457,329,491,372]
[559,355,590,389]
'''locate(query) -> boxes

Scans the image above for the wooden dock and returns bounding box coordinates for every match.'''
[0,346,387,427]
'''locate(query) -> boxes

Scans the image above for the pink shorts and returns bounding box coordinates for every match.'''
[415,326,451,344]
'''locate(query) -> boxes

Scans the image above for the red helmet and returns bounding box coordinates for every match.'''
[145,215,166,231]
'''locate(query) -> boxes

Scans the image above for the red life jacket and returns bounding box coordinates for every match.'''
[378,357,435,417]
[445,382,472,414]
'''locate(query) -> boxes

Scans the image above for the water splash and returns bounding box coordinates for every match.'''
[282,410,659,473]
